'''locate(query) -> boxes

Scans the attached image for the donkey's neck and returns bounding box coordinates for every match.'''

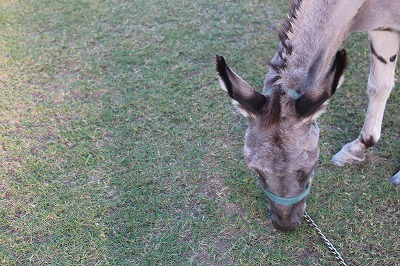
[268,0,365,91]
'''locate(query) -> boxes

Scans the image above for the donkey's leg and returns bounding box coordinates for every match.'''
[332,30,399,170]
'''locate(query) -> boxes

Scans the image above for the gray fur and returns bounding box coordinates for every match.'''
[217,0,400,231]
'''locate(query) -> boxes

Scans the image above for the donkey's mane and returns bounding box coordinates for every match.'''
[268,0,303,76]
[268,0,357,91]
[263,0,355,126]
[262,0,304,127]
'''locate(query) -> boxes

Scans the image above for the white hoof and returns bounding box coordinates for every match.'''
[332,140,365,167]
[390,172,400,185]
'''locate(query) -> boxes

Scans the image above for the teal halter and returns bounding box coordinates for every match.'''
[261,171,314,206]
[265,88,303,99]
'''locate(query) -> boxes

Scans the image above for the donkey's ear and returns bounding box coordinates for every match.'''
[295,49,348,118]
[216,54,267,117]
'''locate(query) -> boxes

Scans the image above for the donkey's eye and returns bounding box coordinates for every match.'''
[256,170,265,179]
[297,171,307,182]
[255,170,268,188]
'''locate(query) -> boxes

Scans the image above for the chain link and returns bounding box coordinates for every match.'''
[304,212,348,266]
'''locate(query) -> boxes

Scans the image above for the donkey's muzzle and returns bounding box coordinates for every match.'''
[270,212,303,231]
[267,200,306,231]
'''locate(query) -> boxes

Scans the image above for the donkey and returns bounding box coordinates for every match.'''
[216,0,400,231]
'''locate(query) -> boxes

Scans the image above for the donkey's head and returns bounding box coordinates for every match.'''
[216,51,347,231]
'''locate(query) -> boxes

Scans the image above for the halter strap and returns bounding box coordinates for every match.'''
[261,171,314,206]
[265,88,303,100]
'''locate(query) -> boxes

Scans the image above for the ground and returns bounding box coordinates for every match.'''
[0,0,399,265]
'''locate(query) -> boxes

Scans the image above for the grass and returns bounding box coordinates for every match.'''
[0,0,399,265]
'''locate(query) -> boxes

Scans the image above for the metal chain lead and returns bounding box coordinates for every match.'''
[304,212,348,266]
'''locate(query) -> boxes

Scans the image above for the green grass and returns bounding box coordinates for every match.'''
[0,0,399,265]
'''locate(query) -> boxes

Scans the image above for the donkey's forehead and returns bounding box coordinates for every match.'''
[245,120,319,171]
[256,87,304,127]
[249,127,318,154]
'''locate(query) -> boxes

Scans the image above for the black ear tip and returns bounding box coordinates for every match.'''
[215,54,227,75]
[333,49,349,72]
[216,54,225,65]
[338,49,348,62]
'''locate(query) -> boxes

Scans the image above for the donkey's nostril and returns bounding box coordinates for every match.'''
[293,220,301,228]
[270,213,303,231]
[267,205,272,217]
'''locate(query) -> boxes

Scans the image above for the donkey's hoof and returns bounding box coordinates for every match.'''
[390,173,400,185]
[332,147,365,167]
[332,153,346,167]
